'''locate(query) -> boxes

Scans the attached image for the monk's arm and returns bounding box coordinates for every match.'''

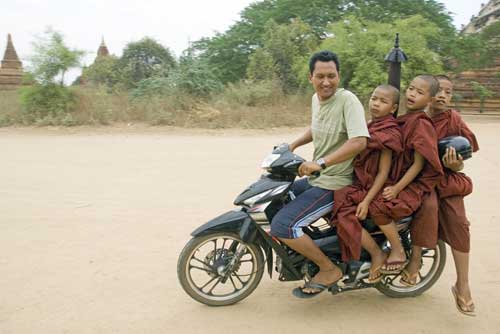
[363,149,392,204]
[323,137,367,166]
[289,127,312,152]
[383,151,425,200]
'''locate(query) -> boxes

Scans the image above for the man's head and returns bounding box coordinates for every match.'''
[405,74,440,111]
[369,84,400,119]
[309,51,340,101]
[431,75,454,113]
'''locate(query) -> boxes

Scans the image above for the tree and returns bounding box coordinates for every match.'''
[29,27,85,85]
[315,15,444,99]
[248,19,318,92]
[119,37,177,88]
[82,55,120,88]
[471,81,493,113]
[192,0,454,84]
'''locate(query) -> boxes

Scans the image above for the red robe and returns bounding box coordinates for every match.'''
[331,115,403,261]
[432,109,479,252]
[369,111,444,248]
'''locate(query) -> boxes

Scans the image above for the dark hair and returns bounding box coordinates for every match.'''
[414,74,440,97]
[375,84,400,105]
[309,50,340,74]
[435,74,452,83]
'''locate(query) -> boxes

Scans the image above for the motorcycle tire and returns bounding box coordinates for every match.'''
[375,239,447,298]
[177,232,264,306]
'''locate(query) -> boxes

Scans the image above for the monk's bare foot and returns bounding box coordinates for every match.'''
[454,282,475,313]
[302,267,343,294]
[399,258,421,286]
[368,251,387,283]
[382,249,407,272]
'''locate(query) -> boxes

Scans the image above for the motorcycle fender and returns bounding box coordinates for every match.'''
[191,209,255,238]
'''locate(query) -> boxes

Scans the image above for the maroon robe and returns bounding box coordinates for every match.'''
[331,115,403,261]
[432,109,479,252]
[370,111,444,248]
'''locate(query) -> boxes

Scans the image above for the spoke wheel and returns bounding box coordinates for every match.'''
[177,232,264,306]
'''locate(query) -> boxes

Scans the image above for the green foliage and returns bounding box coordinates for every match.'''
[193,0,455,84]
[131,57,223,99]
[447,21,500,72]
[20,84,76,124]
[119,37,177,88]
[220,80,283,107]
[248,19,318,93]
[82,55,121,88]
[471,81,494,113]
[316,15,444,99]
[29,28,85,85]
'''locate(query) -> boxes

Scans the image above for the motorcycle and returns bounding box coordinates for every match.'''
[177,144,446,306]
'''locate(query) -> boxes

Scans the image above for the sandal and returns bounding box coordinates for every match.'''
[292,270,343,299]
[399,268,419,287]
[380,259,408,275]
[451,285,476,317]
[367,266,383,284]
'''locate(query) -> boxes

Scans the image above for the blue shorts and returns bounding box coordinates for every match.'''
[270,178,334,239]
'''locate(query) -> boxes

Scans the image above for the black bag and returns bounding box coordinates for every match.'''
[438,136,472,161]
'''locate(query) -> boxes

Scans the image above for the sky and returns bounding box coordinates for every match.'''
[0,0,485,83]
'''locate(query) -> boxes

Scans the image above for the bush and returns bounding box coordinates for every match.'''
[20,84,76,124]
[219,80,283,107]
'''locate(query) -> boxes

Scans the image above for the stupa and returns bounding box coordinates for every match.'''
[0,34,23,89]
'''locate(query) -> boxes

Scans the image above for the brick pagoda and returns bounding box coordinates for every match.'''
[0,34,23,89]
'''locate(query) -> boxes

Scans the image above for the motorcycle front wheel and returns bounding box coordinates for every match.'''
[177,232,264,306]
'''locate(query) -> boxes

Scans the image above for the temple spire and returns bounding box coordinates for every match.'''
[2,33,22,68]
[96,36,109,58]
[0,34,23,88]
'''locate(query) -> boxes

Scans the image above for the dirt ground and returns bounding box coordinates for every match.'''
[1,117,499,334]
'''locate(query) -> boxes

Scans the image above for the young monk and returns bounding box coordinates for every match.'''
[330,84,406,283]
[368,75,444,283]
[428,75,479,316]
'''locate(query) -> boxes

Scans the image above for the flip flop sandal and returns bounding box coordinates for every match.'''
[399,268,419,287]
[379,259,409,274]
[367,268,383,284]
[451,285,476,317]
[292,276,342,299]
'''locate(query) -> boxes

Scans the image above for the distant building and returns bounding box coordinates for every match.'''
[96,37,110,59]
[462,0,500,34]
[0,34,23,89]
[76,37,111,86]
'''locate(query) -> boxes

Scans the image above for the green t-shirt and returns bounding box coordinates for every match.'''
[308,88,369,190]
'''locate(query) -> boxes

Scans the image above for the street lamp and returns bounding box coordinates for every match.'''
[385,33,408,115]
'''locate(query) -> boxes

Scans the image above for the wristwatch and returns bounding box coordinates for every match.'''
[316,158,327,170]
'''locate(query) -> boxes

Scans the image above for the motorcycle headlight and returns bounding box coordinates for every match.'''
[261,154,280,169]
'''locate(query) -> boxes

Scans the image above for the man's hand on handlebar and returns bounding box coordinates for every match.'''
[298,161,322,177]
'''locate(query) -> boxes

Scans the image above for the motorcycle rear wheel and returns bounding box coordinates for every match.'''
[375,239,446,298]
[177,232,264,306]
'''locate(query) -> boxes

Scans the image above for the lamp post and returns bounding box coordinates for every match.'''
[385,33,408,116]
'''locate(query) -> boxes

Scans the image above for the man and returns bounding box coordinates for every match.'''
[270,50,369,297]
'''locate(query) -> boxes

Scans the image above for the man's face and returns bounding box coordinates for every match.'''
[405,77,432,111]
[309,61,340,101]
[431,79,453,112]
[369,87,397,119]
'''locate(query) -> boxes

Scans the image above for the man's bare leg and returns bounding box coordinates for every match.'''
[451,248,474,312]
[280,234,342,293]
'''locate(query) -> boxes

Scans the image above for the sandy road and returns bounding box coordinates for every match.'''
[0,120,499,334]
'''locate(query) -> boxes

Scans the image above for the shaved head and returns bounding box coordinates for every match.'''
[375,84,400,105]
